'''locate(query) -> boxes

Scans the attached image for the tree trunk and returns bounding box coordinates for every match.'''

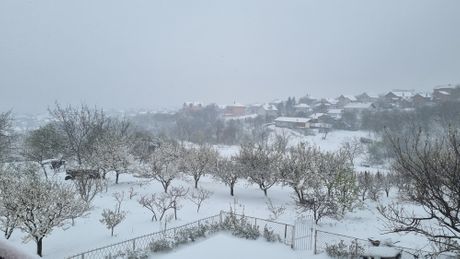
[263,188,268,197]
[115,172,120,184]
[174,201,178,220]
[111,227,114,236]
[36,237,43,257]
[40,164,48,180]
[230,185,234,196]
[194,178,199,189]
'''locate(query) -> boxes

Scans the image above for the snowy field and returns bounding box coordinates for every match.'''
[4,129,429,258]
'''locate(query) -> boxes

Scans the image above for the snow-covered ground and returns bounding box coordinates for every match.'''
[4,129,430,258]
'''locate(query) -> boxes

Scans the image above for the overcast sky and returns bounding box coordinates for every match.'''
[1,0,459,113]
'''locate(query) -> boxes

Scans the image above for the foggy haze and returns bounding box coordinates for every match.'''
[1,0,460,113]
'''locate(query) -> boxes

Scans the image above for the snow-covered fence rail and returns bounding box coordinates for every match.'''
[314,230,435,259]
[66,214,222,259]
[220,211,295,247]
[66,211,295,259]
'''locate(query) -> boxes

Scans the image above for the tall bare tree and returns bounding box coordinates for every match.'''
[181,144,218,188]
[0,111,13,162]
[137,139,181,193]
[379,127,460,253]
[214,156,241,196]
[22,123,65,179]
[49,103,108,167]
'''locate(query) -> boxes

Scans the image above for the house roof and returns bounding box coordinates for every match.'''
[309,113,325,119]
[344,102,374,109]
[438,91,450,95]
[261,104,278,111]
[340,95,357,101]
[274,117,311,123]
[387,90,415,99]
[327,109,344,114]
[227,103,246,108]
[295,103,310,108]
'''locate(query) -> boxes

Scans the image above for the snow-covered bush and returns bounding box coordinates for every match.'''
[263,226,281,242]
[100,208,127,236]
[149,238,174,253]
[325,239,364,258]
[221,212,260,240]
[125,250,149,259]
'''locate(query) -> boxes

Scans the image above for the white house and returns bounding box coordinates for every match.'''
[274,117,311,129]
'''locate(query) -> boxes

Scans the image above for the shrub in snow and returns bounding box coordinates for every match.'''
[100,208,127,236]
[125,249,149,259]
[149,238,174,253]
[188,188,212,213]
[325,239,364,258]
[221,212,260,240]
[263,226,281,243]
[325,240,349,258]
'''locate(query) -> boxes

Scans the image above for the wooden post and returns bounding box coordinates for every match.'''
[291,225,295,249]
[313,229,318,254]
[284,224,288,242]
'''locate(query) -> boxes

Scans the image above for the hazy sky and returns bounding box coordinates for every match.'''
[1,0,459,113]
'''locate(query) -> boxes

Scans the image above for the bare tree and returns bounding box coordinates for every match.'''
[168,186,188,220]
[181,144,218,188]
[266,198,286,221]
[5,164,88,257]
[378,127,460,252]
[214,156,241,196]
[49,103,108,167]
[290,148,358,224]
[22,123,65,179]
[92,119,133,184]
[138,189,183,222]
[100,207,126,237]
[138,194,159,221]
[237,142,280,196]
[356,171,372,201]
[71,173,104,204]
[137,139,181,193]
[0,165,21,239]
[280,142,319,204]
[0,111,13,162]
[341,137,364,167]
[188,188,212,213]
[128,186,138,200]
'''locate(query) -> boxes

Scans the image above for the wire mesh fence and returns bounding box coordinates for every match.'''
[66,211,295,259]
[66,214,222,259]
[221,211,295,247]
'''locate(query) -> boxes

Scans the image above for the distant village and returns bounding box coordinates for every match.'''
[183,83,460,131]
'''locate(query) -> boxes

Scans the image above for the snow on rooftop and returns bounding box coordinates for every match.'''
[344,102,374,109]
[262,103,278,111]
[226,103,246,107]
[342,95,357,101]
[274,117,310,123]
[327,109,343,114]
[295,103,310,108]
[309,113,325,119]
[438,91,450,95]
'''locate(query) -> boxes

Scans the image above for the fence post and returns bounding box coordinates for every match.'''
[310,227,314,250]
[354,238,358,256]
[81,253,84,259]
[254,218,257,226]
[284,224,288,242]
[291,225,295,249]
[313,229,318,254]
[219,211,223,224]
[132,239,136,251]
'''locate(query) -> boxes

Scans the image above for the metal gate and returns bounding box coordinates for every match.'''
[293,219,314,250]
